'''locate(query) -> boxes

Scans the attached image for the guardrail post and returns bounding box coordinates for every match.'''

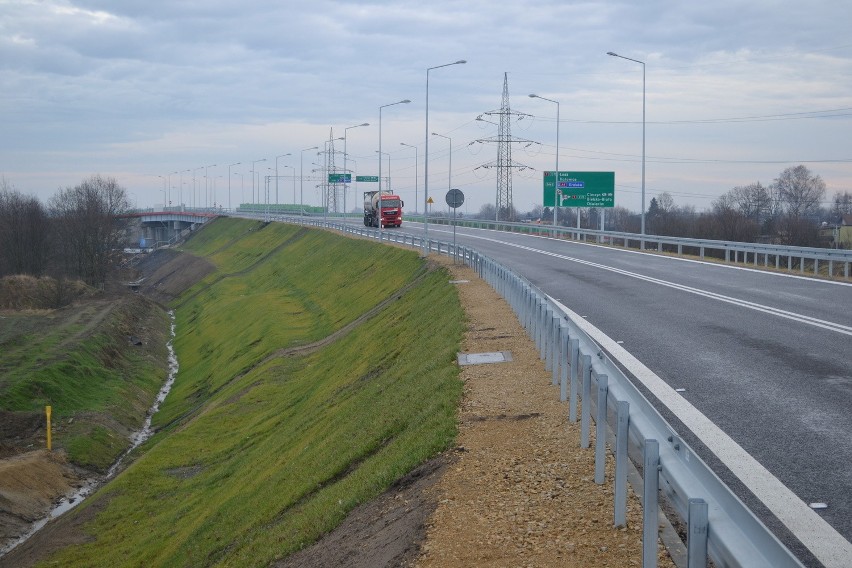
[581,354,592,448]
[545,309,554,372]
[569,338,580,422]
[594,374,608,484]
[687,498,709,568]
[551,315,561,385]
[643,439,660,568]
[560,324,569,402]
[614,400,629,527]
[539,304,547,360]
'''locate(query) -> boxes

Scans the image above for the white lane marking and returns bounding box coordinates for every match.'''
[450,230,852,337]
[551,297,852,567]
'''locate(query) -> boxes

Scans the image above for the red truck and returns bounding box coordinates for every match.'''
[363,191,404,228]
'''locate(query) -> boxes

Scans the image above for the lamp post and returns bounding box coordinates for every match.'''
[300,146,318,216]
[344,123,369,220]
[281,164,296,209]
[193,167,203,209]
[158,176,166,209]
[204,164,216,209]
[431,132,452,216]
[228,162,240,211]
[400,142,418,214]
[180,169,189,210]
[424,59,466,256]
[379,99,411,242]
[251,158,266,215]
[275,153,291,207]
[529,94,561,227]
[167,171,177,209]
[607,51,646,236]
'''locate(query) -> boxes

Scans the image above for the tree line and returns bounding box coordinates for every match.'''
[487,165,850,248]
[0,175,131,288]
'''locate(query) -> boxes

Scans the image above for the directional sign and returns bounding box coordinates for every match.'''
[446,188,465,209]
[543,171,615,208]
[328,173,351,184]
[355,175,379,182]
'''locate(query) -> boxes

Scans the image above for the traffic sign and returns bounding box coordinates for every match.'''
[328,173,351,184]
[446,188,465,209]
[355,175,379,182]
[543,171,614,208]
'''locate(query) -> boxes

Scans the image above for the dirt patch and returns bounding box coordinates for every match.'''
[274,457,451,568]
[0,450,85,546]
[135,248,216,304]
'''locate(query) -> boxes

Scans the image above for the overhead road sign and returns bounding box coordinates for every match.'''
[328,173,352,184]
[355,175,379,182]
[543,171,615,208]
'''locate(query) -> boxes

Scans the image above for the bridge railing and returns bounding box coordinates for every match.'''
[273,215,806,568]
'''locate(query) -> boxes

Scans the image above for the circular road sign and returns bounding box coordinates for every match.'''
[446,188,465,209]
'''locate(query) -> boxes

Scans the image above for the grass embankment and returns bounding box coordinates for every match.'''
[0,287,169,470]
[41,218,465,567]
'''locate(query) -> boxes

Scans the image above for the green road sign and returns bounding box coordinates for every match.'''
[543,171,615,208]
[355,175,379,182]
[328,173,351,184]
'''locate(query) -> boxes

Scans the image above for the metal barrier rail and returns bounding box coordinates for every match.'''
[424,216,852,279]
[266,215,806,567]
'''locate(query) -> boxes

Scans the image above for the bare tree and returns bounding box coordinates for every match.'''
[832,191,852,216]
[0,179,50,277]
[773,165,826,218]
[49,175,130,286]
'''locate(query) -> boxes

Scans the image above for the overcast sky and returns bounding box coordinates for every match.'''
[2,0,851,215]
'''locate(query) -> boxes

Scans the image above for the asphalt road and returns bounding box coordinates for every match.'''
[393,219,851,567]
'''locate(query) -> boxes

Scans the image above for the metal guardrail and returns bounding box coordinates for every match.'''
[273,215,805,568]
[424,216,852,279]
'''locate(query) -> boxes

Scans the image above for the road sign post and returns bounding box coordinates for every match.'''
[446,189,464,263]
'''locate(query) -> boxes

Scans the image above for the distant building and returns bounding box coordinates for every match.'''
[820,214,852,248]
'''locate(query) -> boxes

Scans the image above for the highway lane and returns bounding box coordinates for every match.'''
[400,220,852,566]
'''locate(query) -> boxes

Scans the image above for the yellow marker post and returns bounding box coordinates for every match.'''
[46,405,52,451]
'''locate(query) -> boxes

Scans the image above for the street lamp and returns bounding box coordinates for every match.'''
[344,123,369,219]
[607,51,646,236]
[275,153,291,206]
[300,146,318,216]
[529,94,561,227]
[228,162,240,211]
[379,99,411,242]
[158,176,166,209]
[167,171,177,209]
[431,132,452,215]
[424,59,466,255]
[193,167,203,209]
[281,164,296,208]
[180,169,190,210]
[251,158,266,214]
[400,142,418,214]
[205,164,216,209]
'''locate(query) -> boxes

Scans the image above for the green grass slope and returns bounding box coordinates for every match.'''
[0,293,169,470]
[40,219,464,567]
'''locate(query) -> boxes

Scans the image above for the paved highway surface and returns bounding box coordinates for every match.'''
[387,219,851,568]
